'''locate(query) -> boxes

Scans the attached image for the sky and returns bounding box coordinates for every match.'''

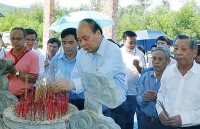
[0,0,185,11]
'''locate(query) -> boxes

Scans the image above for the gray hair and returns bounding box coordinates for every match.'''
[174,34,198,50]
[153,46,171,60]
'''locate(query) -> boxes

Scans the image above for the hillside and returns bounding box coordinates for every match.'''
[0,3,29,13]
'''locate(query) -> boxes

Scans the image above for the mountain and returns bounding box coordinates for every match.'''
[0,3,29,13]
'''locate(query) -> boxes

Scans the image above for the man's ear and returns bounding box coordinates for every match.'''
[167,59,171,65]
[96,29,101,36]
[193,49,198,59]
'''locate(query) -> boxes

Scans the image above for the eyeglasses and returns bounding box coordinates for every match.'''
[10,37,24,41]
[25,38,36,42]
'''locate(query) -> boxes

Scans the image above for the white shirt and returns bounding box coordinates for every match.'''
[121,47,145,95]
[156,61,200,127]
[0,47,7,58]
[32,49,45,78]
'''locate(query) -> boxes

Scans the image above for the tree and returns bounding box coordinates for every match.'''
[90,0,100,11]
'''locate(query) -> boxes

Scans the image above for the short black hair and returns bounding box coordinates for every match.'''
[151,45,157,49]
[61,28,78,41]
[0,34,2,38]
[47,38,61,48]
[156,36,171,45]
[153,46,171,60]
[24,28,37,38]
[10,27,26,37]
[174,34,198,50]
[122,31,137,40]
[79,18,103,35]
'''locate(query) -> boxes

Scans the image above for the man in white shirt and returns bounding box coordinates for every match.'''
[113,30,146,129]
[24,29,45,79]
[156,34,200,128]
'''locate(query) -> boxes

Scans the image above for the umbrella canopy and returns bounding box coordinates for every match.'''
[135,30,167,40]
[0,12,4,17]
[135,30,168,51]
[50,11,115,33]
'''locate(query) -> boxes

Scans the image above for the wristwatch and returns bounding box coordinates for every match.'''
[15,70,21,77]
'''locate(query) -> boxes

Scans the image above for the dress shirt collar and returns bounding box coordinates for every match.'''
[121,46,137,55]
[147,70,160,83]
[174,60,199,75]
[58,51,77,62]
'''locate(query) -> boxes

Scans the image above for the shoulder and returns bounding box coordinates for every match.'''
[27,50,39,60]
[141,67,153,74]
[136,48,144,56]
[140,71,151,81]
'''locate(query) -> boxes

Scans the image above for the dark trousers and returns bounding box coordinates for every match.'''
[140,112,169,129]
[140,111,200,129]
[111,95,137,129]
[69,99,85,110]
[170,126,200,129]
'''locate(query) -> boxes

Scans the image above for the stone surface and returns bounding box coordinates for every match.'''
[70,110,120,129]
[0,58,16,126]
[3,104,78,129]
[69,72,123,129]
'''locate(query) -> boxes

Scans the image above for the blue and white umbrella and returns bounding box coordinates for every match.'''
[135,30,167,40]
[50,11,115,33]
[135,30,168,51]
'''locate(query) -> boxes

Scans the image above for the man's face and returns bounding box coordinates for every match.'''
[10,29,25,51]
[47,42,59,57]
[152,50,169,72]
[62,35,78,56]
[156,40,169,48]
[25,34,36,50]
[123,36,137,51]
[77,22,101,53]
[173,39,197,66]
[151,46,156,55]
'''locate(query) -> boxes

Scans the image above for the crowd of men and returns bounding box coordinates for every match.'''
[0,18,200,129]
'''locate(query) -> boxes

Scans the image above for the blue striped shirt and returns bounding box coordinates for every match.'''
[47,52,84,99]
[136,70,161,118]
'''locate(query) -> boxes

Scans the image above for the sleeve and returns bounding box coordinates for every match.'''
[38,53,45,78]
[156,72,166,116]
[96,49,127,99]
[47,56,56,79]
[70,53,84,94]
[29,53,39,76]
[136,74,147,107]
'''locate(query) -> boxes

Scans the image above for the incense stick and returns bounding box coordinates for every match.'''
[158,100,169,118]
[25,75,28,100]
